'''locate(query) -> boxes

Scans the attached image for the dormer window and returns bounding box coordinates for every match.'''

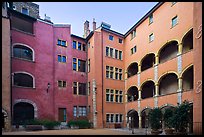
[22,7,29,15]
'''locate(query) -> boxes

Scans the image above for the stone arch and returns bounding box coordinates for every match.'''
[127,109,139,128]
[127,62,138,78]
[141,107,152,128]
[158,40,179,63]
[13,99,38,118]
[140,53,155,72]
[127,86,138,102]
[181,65,194,91]
[181,28,193,54]
[12,43,35,61]
[140,80,155,99]
[158,72,178,95]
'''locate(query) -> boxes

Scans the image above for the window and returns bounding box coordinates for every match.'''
[110,48,113,57]
[88,59,90,72]
[13,45,33,61]
[73,106,77,117]
[78,83,86,95]
[87,82,90,95]
[78,42,81,50]
[14,73,34,88]
[88,42,90,48]
[110,114,114,122]
[57,39,67,47]
[106,114,110,122]
[115,68,119,80]
[119,51,122,60]
[119,38,123,44]
[78,106,87,116]
[22,7,29,15]
[58,108,66,122]
[78,59,86,72]
[131,46,137,55]
[172,16,178,28]
[106,47,109,56]
[73,58,77,71]
[172,2,177,6]
[110,67,114,79]
[115,114,119,123]
[109,35,114,41]
[110,89,114,102]
[58,80,66,88]
[149,33,154,42]
[119,91,123,103]
[58,55,66,63]
[73,41,76,49]
[73,82,77,94]
[131,29,136,39]
[82,44,86,51]
[115,49,118,59]
[149,14,153,24]
[119,114,123,122]
[106,66,110,78]
[115,90,123,103]
[119,69,122,80]
[106,89,110,102]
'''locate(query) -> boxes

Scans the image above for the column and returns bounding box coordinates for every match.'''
[154,53,159,66]
[177,43,183,55]
[139,115,142,128]
[125,71,128,80]
[138,64,141,74]
[155,83,159,96]
[177,77,183,104]
[138,89,141,100]
[178,77,183,92]
[125,94,128,102]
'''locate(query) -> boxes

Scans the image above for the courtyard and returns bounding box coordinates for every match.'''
[2,128,152,135]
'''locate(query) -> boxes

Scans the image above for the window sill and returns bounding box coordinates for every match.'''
[12,57,35,63]
[13,85,36,89]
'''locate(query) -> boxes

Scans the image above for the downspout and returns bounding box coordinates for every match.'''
[101,29,104,128]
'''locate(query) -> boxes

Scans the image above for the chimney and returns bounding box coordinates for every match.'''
[83,20,90,38]
[93,18,96,31]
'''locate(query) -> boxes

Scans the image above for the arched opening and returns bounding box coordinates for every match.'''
[159,73,178,95]
[141,108,152,128]
[141,81,155,99]
[182,29,193,54]
[127,62,138,78]
[141,53,155,72]
[159,41,178,63]
[14,72,34,88]
[182,66,194,91]
[13,102,34,125]
[127,109,139,128]
[160,105,176,129]
[127,86,138,102]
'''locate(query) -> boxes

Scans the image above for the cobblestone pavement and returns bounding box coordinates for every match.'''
[2,128,153,135]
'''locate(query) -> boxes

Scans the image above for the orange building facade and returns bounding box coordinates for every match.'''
[86,2,201,134]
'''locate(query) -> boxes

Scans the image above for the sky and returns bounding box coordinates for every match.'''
[34,2,158,37]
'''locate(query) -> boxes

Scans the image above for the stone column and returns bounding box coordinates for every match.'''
[138,64,141,74]
[178,43,183,55]
[154,53,159,66]
[155,83,159,96]
[177,77,183,104]
[125,94,128,102]
[139,114,142,128]
[138,89,141,100]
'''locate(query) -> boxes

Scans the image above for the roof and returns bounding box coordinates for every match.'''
[124,2,163,37]
[8,8,37,21]
[71,34,86,41]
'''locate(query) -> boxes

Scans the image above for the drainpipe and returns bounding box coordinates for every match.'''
[101,29,104,128]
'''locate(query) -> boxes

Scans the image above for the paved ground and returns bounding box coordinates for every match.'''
[2,128,152,135]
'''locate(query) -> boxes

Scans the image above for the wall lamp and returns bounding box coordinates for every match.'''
[47,82,50,93]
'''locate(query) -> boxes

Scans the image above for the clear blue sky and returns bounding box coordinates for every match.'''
[34,2,158,37]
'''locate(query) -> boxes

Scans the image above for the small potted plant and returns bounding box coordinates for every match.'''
[149,107,162,135]
[163,108,175,135]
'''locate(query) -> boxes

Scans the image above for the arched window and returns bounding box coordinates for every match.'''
[127,86,138,102]
[14,72,34,88]
[13,44,34,61]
